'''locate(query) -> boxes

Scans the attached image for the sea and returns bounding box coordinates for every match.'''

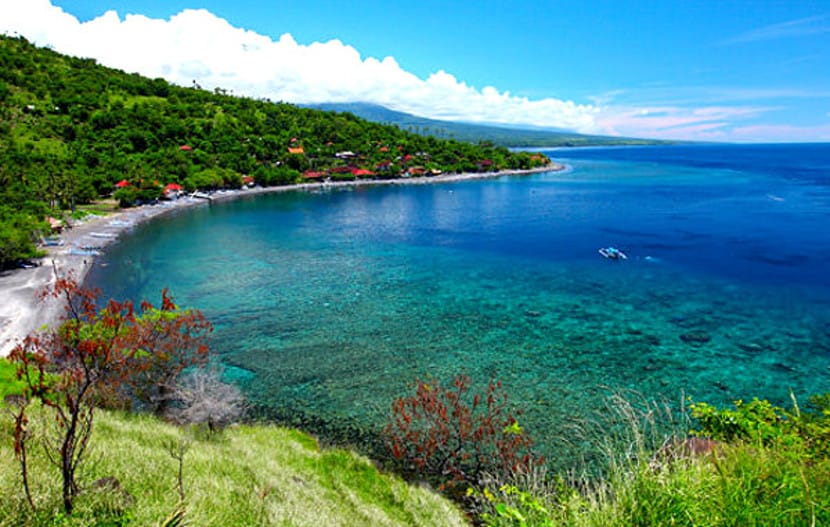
[86,143,830,463]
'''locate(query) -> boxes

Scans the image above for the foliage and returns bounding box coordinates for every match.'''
[119,291,212,414]
[383,375,538,493]
[472,393,830,527]
[0,409,469,526]
[0,358,27,401]
[7,275,212,514]
[0,205,47,269]
[0,35,551,267]
[690,393,830,458]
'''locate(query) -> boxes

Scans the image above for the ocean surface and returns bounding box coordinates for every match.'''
[87,143,830,461]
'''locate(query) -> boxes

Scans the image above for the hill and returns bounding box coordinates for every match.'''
[0,403,467,526]
[308,102,666,147]
[0,35,549,268]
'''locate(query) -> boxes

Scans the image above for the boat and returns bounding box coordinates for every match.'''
[599,247,627,260]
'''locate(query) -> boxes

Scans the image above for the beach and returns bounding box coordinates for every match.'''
[0,164,562,358]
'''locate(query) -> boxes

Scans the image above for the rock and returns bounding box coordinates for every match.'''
[680,331,711,345]
[524,310,542,318]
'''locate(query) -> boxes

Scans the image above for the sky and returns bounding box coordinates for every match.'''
[1,0,829,142]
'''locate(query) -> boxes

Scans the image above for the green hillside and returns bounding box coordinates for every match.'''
[0,405,467,526]
[0,35,549,268]
[309,102,668,147]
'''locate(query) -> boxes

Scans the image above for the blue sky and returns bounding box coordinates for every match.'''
[2,0,830,142]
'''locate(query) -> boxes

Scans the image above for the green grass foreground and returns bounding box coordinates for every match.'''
[0,407,468,526]
[4,358,829,526]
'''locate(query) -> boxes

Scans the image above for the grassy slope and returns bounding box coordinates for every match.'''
[0,409,468,526]
[0,360,466,527]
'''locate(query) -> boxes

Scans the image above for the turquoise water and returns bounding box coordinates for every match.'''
[87,144,830,460]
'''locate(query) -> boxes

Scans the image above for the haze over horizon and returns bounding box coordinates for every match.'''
[2,0,829,143]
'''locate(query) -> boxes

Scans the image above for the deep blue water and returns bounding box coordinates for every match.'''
[87,143,830,459]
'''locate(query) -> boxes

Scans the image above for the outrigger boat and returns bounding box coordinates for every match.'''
[599,246,627,260]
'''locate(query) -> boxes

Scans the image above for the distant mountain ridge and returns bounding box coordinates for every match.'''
[308,102,667,147]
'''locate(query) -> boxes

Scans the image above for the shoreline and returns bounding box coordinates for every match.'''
[0,163,563,358]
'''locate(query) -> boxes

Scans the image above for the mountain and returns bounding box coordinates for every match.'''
[307,102,666,147]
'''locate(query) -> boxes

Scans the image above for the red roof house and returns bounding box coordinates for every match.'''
[115,179,130,188]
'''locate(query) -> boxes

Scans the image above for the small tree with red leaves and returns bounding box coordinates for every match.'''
[120,290,212,414]
[9,274,212,514]
[383,375,538,493]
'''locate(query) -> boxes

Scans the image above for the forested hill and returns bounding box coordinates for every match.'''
[0,35,549,268]
[310,102,667,147]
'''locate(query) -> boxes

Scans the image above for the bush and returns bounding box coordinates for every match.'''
[383,375,538,493]
[166,366,246,432]
[690,393,830,458]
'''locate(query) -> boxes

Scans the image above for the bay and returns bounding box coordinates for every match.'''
[87,144,830,460]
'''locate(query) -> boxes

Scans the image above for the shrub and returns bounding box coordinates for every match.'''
[383,375,538,492]
[8,274,213,514]
[166,366,246,432]
[690,393,830,458]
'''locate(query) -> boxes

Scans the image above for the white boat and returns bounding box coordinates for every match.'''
[599,247,627,260]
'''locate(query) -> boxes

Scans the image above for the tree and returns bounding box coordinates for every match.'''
[9,274,212,514]
[124,291,212,414]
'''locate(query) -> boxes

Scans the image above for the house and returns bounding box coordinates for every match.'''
[476,159,494,171]
[302,171,326,180]
[163,183,183,199]
[350,168,376,177]
[114,179,130,189]
[407,166,425,177]
[288,146,305,155]
[335,151,357,159]
[179,145,193,151]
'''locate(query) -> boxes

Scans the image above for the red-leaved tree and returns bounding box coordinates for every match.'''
[9,273,212,514]
[383,375,538,492]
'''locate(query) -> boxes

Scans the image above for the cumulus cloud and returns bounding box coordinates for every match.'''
[0,0,599,131]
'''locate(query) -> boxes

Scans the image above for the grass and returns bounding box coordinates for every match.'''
[0,359,467,526]
[0,359,26,401]
[71,200,120,220]
[5,359,828,526]
[477,394,830,527]
[0,409,468,526]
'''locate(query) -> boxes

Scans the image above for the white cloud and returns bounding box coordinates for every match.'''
[591,104,776,141]
[0,0,599,132]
